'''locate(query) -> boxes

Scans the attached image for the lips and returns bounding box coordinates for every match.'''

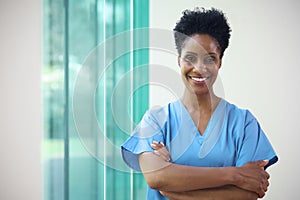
[188,75,209,83]
[190,76,208,82]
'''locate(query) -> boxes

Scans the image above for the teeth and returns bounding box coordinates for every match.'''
[191,77,207,82]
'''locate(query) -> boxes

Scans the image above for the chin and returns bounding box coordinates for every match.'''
[194,90,211,97]
[186,86,211,96]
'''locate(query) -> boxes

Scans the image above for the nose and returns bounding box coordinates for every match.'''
[193,61,207,72]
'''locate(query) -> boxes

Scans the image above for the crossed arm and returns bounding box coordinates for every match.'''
[138,142,270,200]
[159,186,258,200]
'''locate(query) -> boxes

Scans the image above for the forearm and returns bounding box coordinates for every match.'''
[139,152,234,192]
[148,142,270,197]
[161,186,258,200]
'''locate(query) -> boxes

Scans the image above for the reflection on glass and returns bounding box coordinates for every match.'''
[42,0,149,199]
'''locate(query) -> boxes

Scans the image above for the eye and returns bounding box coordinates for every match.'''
[184,55,197,63]
[203,56,216,65]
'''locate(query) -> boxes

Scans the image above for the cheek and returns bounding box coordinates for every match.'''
[180,66,190,77]
[210,69,220,83]
[213,68,219,75]
[180,62,193,73]
[179,62,186,74]
[210,64,220,73]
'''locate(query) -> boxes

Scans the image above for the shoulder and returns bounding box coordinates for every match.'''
[143,100,180,127]
[224,100,257,125]
[147,100,180,118]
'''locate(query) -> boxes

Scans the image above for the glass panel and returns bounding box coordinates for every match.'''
[43,0,149,199]
[42,0,65,199]
[68,0,103,199]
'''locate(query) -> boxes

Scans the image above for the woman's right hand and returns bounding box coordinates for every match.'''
[151,141,171,162]
[234,160,270,198]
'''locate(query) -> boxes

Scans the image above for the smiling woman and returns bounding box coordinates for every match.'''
[121,7,278,200]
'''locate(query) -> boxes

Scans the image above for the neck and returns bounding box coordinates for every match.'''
[181,89,221,113]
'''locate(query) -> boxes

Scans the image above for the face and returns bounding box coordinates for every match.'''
[178,34,222,96]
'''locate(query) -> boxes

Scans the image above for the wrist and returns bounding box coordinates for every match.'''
[223,166,239,186]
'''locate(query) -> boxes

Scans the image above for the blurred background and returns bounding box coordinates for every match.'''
[1,0,300,200]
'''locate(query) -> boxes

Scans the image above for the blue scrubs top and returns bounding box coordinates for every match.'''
[121,99,278,200]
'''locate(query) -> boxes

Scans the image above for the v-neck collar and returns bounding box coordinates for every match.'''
[178,98,225,138]
[177,98,227,158]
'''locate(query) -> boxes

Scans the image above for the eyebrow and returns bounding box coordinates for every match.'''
[184,51,198,56]
[184,51,218,56]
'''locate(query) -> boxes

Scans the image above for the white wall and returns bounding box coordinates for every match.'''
[150,0,300,199]
[0,1,42,200]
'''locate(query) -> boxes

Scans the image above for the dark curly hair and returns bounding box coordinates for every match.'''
[174,7,231,58]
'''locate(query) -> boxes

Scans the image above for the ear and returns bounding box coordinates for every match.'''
[218,58,222,69]
[177,56,181,67]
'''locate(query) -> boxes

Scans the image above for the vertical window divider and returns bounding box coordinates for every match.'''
[130,0,134,199]
[63,0,69,200]
[103,0,107,199]
[94,0,100,199]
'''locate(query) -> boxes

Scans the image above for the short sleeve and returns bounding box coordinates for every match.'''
[235,111,278,169]
[121,108,167,171]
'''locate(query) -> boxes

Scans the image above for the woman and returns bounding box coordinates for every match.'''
[121,7,278,199]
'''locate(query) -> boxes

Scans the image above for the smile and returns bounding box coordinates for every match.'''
[189,76,208,82]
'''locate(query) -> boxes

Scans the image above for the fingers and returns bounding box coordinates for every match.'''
[151,141,165,150]
[257,167,270,197]
[151,141,171,162]
[237,162,271,197]
[259,160,269,167]
[253,179,267,198]
[154,149,171,162]
[245,160,269,168]
[263,172,270,188]
[258,190,265,198]
[258,175,269,196]
[258,172,270,197]
[265,171,270,179]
